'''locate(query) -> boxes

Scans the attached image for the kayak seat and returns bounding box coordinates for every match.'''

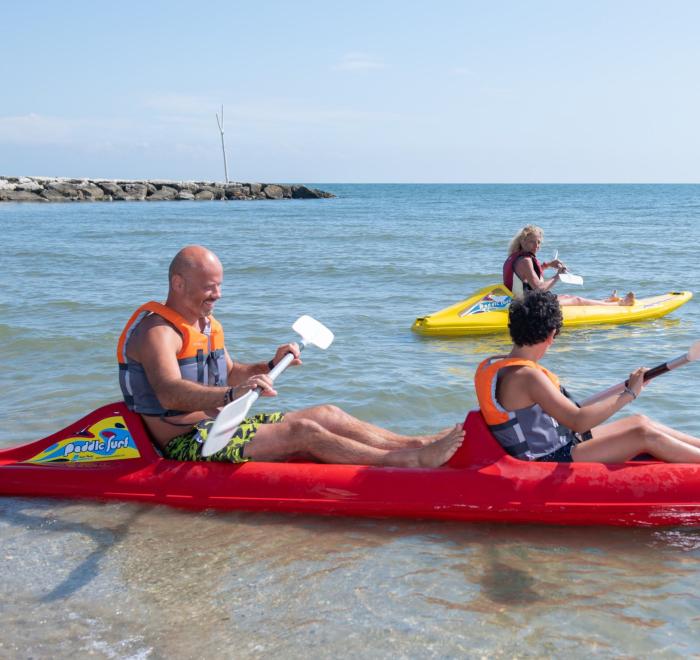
[448,410,509,468]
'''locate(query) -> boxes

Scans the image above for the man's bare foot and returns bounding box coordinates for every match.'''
[417,424,464,467]
[381,424,464,467]
[409,426,456,447]
[619,291,635,306]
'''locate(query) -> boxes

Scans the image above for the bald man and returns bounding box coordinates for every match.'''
[117,245,462,467]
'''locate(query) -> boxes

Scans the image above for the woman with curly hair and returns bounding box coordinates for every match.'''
[503,224,634,306]
[474,290,700,463]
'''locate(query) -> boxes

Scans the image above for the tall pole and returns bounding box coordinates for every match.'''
[215,105,229,184]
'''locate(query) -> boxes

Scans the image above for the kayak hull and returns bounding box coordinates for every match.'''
[2,402,700,526]
[412,285,693,337]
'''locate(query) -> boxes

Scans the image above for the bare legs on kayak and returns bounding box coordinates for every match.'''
[558,292,635,307]
[243,404,464,466]
[572,414,700,463]
[283,404,454,448]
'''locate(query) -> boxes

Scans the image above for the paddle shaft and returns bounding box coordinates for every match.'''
[580,351,690,406]
[243,341,308,409]
[201,314,334,457]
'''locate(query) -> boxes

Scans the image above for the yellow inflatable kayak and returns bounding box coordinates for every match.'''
[412,285,693,337]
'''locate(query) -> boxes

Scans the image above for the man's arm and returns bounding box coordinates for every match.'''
[135,321,234,412]
[226,342,302,387]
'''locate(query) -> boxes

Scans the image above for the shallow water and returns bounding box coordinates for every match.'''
[1,185,700,656]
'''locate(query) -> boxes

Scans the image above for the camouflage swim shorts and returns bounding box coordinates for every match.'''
[163,412,285,463]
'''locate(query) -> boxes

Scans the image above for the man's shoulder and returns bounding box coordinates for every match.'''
[127,313,182,359]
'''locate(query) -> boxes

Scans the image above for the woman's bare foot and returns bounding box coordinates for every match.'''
[417,424,464,467]
[619,291,635,306]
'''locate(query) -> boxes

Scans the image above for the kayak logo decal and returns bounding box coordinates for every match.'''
[25,415,141,463]
[460,291,512,316]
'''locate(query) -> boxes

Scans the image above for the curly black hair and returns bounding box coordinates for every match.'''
[508,291,563,346]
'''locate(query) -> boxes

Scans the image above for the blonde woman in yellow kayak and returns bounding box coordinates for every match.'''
[503,225,635,306]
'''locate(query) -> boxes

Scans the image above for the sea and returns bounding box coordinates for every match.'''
[1,184,699,658]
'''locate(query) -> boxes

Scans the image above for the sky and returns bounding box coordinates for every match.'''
[1,1,699,183]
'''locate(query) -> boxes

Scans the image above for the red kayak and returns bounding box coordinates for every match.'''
[2,401,700,526]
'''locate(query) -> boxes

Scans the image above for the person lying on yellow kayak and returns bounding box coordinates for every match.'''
[474,290,700,463]
[503,224,635,306]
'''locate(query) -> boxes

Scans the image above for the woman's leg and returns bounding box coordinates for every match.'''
[557,293,635,307]
[572,414,700,463]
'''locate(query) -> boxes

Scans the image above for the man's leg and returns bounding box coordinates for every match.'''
[244,417,464,467]
[281,404,452,449]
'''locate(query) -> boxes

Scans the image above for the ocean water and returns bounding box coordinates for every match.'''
[1,185,699,657]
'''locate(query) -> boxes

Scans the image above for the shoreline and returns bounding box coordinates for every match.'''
[0,176,334,202]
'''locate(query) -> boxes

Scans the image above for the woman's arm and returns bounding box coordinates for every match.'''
[513,256,559,292]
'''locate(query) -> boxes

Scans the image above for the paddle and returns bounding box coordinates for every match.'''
[581,340,700,406]
[201,315,334,457]
[552,250,584,286]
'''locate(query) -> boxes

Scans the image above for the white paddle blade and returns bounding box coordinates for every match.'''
[292,315,334,350]
[201,391,257,457]
[558,272,584,286]
[202,315,334,457]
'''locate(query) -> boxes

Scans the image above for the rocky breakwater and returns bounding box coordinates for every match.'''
[0,176,334,202]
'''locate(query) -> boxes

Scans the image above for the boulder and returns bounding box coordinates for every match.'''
[224,184,244,199]
[225,187,246,200]
[45,181,84,200]
[0,190,45,202]
[248,183,262,195]
[15,179,43,192]
[97,181,130,200]
[40,189,72,202]
[263,184,284,199]
[80,183,106,200]
[196,185,225,200]
[178,181,199,193]
[195,190,215,200]
[292,185,322,199]
[122,183,148,200]
[177,191,195,200]
[146,186,178,200]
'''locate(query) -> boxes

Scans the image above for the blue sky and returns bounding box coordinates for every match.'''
[2,1,699,182]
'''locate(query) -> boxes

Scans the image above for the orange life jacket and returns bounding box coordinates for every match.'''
[117,301,227,416]
[474,356,575,460]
